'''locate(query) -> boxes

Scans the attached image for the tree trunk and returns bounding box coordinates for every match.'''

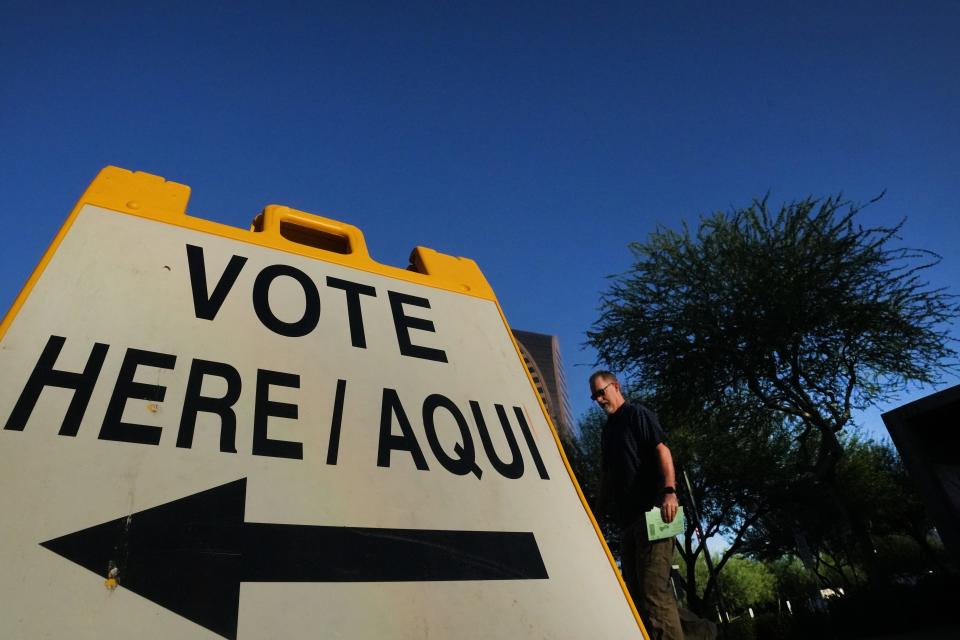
[815,426,880,583]
[683,543,704,614]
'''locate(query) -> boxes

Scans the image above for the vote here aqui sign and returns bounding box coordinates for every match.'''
[0,168,647,639]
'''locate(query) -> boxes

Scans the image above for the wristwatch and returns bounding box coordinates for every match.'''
[661,486,676,496]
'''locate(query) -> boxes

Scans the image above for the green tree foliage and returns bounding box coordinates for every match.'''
[717,556,777,611]
[678,551,779,614]
[670,399,797,613]
[745,434,934,587]
[588,195,957,481]
[836,436,928,544]
[769,556,819,602]
[873,534,928,580]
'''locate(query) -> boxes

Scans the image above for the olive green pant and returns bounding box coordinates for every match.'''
[621,524,684,640]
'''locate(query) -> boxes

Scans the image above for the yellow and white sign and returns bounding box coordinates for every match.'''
[0,168,647,639]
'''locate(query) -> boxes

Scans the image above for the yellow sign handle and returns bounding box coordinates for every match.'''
[253,205,371,260]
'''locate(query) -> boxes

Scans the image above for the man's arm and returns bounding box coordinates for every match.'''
[656,442,679,523]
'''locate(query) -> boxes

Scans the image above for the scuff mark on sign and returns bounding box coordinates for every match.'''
[105,562,118,591]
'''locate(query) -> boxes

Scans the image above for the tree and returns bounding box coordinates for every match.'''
[716,556,777,612]
[588,194,957,482]
[588,195,957,573]
[744,434,936,587]
[670,399,797,614]
[769,556,819,603]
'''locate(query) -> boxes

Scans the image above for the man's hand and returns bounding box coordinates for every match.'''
[654,443,679,524]
[660,492,679,523]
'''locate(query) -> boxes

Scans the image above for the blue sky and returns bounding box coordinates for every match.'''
[2,0,959,435]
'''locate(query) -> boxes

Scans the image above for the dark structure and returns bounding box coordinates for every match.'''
[512,329,575,440]
[882,385,960,561]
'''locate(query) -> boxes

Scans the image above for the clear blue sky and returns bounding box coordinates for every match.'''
[2,0,959,435]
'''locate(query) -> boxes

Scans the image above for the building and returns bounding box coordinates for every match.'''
[883,386,960,562]
[512,329,576,440]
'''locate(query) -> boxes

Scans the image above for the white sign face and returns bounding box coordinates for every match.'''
[0,204,643,639]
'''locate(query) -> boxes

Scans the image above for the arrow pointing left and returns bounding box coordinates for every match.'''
[40,478,548,639]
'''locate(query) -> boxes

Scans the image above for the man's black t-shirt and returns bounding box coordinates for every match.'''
[600,403,667,528]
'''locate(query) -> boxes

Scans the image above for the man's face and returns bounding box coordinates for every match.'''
[590,376,624,415]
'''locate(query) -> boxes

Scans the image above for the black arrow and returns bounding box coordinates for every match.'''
[40,478,548,639]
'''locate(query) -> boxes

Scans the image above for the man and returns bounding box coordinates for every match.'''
[591,370,684,640]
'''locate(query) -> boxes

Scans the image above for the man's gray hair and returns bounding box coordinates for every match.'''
[589,370,618,386]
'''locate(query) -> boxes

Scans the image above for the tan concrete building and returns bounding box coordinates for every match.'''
[512,329,576,440]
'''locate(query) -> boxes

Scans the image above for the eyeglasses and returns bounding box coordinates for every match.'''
[590,382,614,400]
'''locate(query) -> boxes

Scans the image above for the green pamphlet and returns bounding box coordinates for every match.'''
[645,506,685,541]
